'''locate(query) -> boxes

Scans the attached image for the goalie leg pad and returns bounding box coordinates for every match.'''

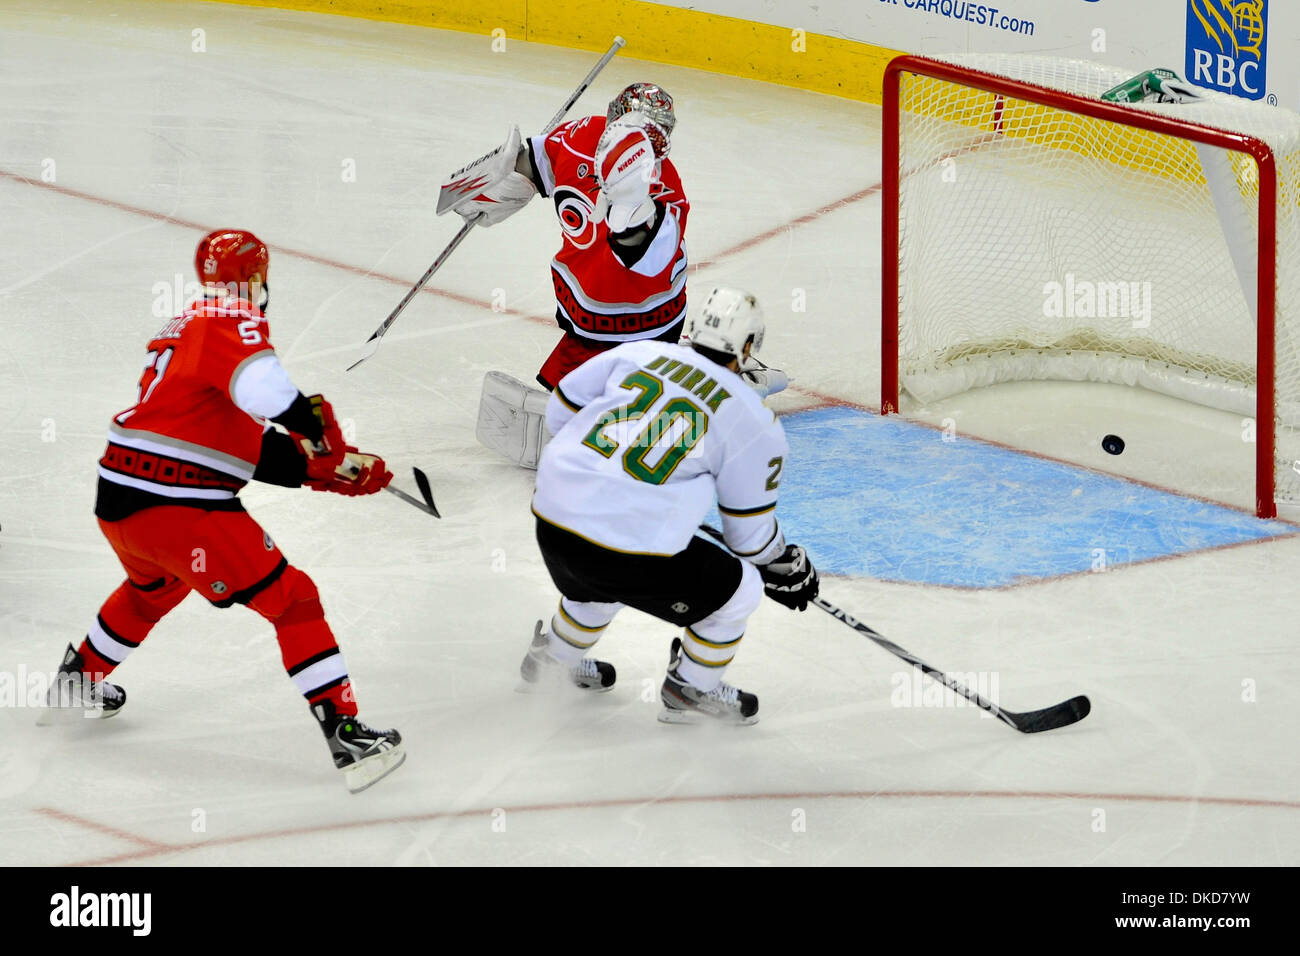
[476,371,552,468]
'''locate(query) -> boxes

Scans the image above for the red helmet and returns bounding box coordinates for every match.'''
[194,229,269,287]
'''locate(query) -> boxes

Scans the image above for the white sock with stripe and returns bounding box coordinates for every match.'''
[547,598,621,664]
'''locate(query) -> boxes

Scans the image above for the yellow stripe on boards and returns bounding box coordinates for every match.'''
[215,0,902,105]
[218,0,527,34]
[901,74,1217,188]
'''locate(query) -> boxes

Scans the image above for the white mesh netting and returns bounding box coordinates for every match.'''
[894,53,1300,507]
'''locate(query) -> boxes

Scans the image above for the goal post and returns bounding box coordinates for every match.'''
[881,53,1288,518]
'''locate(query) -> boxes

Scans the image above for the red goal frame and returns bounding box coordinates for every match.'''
[880,54,1281,518]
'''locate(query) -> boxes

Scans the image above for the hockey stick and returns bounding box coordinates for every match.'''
[386,466,441,518]
[338,458,441,518]
[346,35,628,372]
[695,525,1089,733]
[812,597,1091,734]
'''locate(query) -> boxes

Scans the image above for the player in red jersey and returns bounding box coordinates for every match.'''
[40,229,406,793]
[521,87,690,390]
[442,84,694,466]
[442,83,789,466]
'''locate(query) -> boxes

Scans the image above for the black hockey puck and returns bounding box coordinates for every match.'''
[1102,434,1125,456]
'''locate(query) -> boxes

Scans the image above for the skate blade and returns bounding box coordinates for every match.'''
[342,745,407,794]
[515,676,615,695]
[657,707,758,726]
[36,704,120,726]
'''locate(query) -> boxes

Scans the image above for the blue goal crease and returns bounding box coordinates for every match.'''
[764,406,1295,589]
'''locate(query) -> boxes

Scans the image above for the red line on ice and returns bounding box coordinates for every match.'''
[40,788,1300,866]
[35,806,176,853]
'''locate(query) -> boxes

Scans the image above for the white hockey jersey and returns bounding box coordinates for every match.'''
[532,340,788,562]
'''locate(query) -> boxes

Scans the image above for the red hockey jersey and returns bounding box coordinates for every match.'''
[528,115,690,344]
[98,293,300,511]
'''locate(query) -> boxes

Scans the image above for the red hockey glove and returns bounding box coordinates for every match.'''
[292,394,347,481]
[305,449,393,497]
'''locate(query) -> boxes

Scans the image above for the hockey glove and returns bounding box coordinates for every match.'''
[306,449,393,496]
[594,118,658,233]
[759,545,819,611]
[740,357,790,398]
[291,394,347,482]
[438,126,537,227]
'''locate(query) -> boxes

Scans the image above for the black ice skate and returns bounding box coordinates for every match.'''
[37,643,126,725]
[313,700,406,794]
[659,638,758,725]
[519,620,615,692]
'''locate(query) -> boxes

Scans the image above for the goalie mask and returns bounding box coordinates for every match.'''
[687,287,765,363]
[607,83,675,158]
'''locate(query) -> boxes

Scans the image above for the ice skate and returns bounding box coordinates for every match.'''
[518,620,615,692]
[659,638,758,725]
[37,644,126,725]
[314,701,406,794]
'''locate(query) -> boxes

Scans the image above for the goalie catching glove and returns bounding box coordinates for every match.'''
[438,125,537,227]
[758,544,819,611]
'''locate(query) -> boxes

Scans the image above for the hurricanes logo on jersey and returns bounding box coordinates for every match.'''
[553,186,598,250]
[1186,0,1268,100]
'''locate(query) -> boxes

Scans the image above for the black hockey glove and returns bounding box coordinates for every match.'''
[759,545,819,611]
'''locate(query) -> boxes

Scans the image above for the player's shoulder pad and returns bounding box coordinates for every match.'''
[659,157,685,189]
[656,342,773,424]
[191,295,264,322]
[561,114,607,152]
[189,297,271,351]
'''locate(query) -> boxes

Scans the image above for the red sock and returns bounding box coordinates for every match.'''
[308,679,357,717]
[76,639,118,678]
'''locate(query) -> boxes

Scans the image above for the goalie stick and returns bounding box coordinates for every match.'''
[812,597,1090,734]
[696,525,1088,733]
[346,35,628,372]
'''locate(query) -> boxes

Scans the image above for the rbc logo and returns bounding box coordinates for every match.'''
[1185,0,1268,101]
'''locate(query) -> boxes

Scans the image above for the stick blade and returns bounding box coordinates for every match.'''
[1008,695,1091,734]
[346,333,382,372]
[412,467,440,518]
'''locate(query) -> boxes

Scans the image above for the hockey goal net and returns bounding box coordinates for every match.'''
[882,53,1300,517]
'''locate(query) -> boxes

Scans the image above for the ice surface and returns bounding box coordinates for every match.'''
[0,1,1295,866]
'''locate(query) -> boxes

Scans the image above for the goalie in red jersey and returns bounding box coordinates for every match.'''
[40,229,405,793]
[441,82,789,467]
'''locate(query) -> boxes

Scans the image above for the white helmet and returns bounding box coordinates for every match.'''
[687,287,764,363]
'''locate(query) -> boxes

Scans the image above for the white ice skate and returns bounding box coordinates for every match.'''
[658,638,758,725]
[518,620,615,692]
